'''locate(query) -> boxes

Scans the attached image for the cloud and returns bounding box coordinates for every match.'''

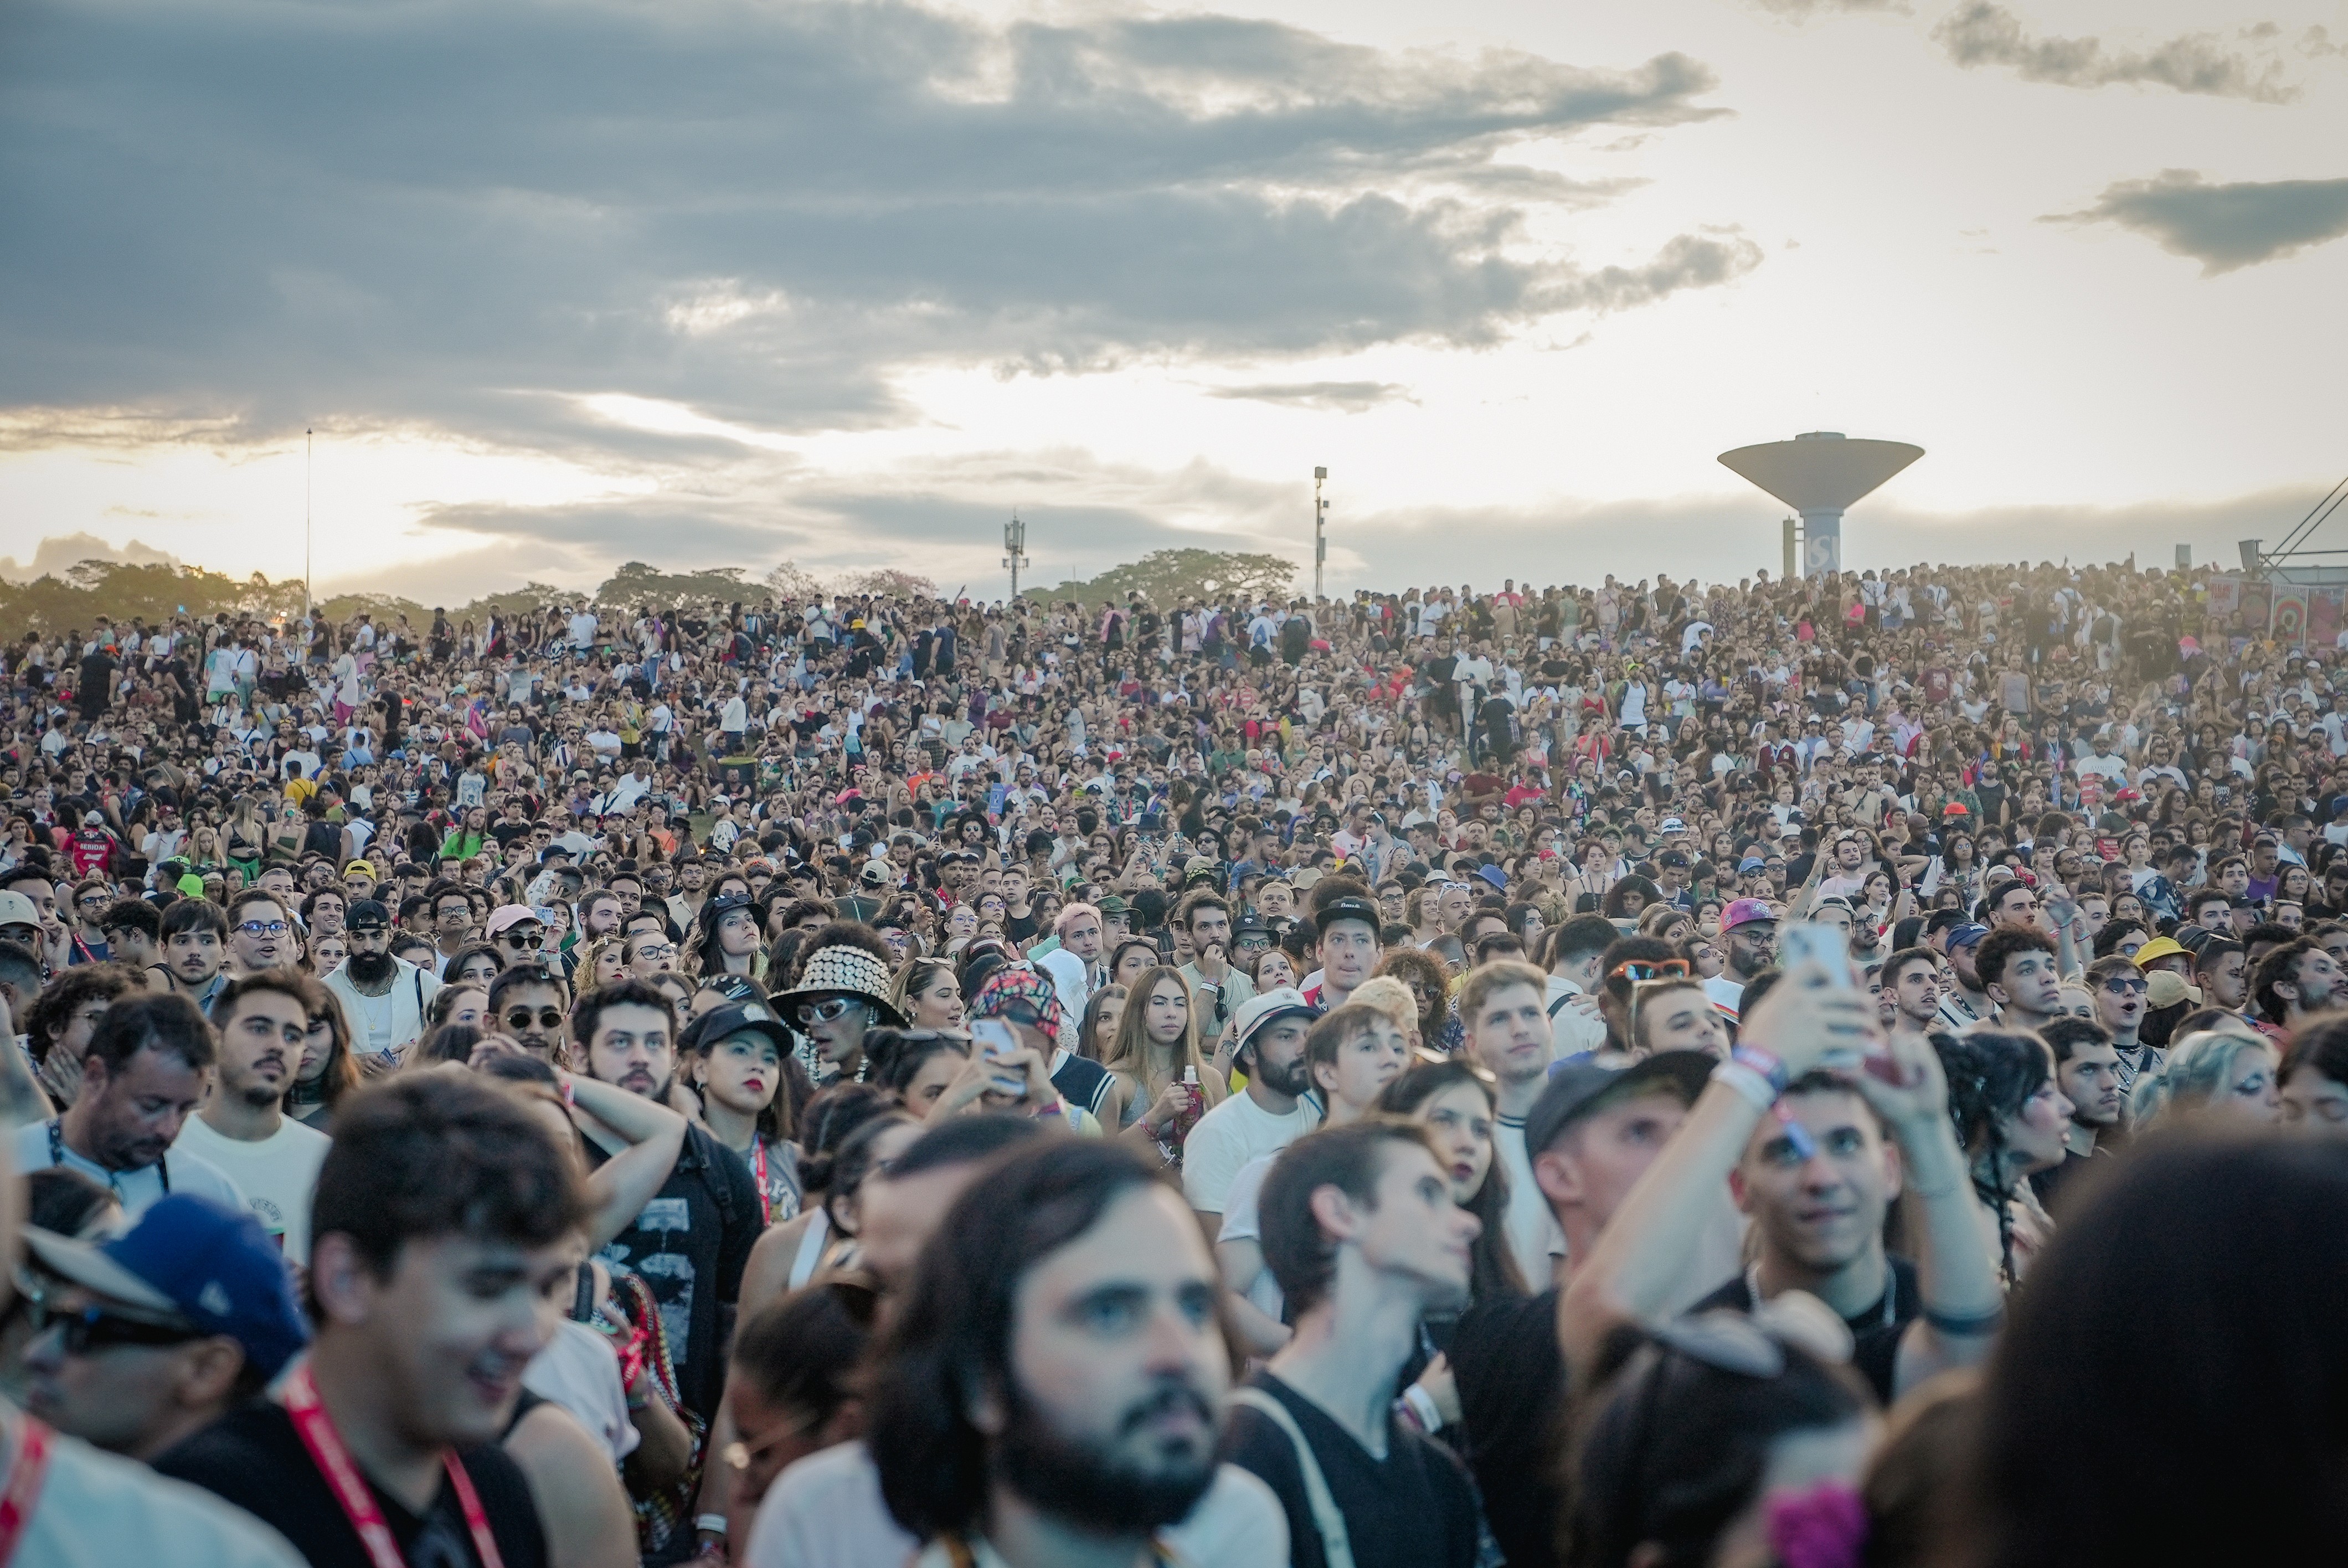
[0,532,182,583]
[1746,0,1906,19]
[0,0,1744,449]
[1934,4,2299,102]
[2047,169,2348,274]
[1205,381,1416,411]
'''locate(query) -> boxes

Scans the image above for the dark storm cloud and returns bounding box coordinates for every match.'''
[0,0,1743,442]
[2048,169,2348,274]
[1934,4,2299,102]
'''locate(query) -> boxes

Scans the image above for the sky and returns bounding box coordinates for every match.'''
[2,0,2343,604]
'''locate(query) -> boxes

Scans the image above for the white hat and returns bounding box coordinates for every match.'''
[775,943,907,1026]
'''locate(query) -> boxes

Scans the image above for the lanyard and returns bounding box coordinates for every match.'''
[750,1138,773,1226]
[0,1420,53,1568]
[283,1367,503,1568]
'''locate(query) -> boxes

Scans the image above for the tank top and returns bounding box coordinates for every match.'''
[786,1207,832,1291]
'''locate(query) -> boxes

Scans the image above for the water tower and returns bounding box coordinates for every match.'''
[1718,431,1923,577]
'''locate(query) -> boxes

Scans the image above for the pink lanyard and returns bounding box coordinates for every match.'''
[0,1420,53,1568]
[284,1367,503,1568]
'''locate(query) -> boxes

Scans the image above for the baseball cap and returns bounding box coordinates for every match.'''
[2145,970,2202,1009]
[24,1195,310,1381]
[1737,855,1766,874]
[1476,864,1509,891]
[81,811,104,827]
[678,1000,795,1058]
[859,860,894,886]
[2132,935,2190,968]
[1312,897,1382,937]
[1944,922,1990,951]
[484,905,542,938]
[1235,987,1318,1046]
[1525,1051,1714,1158]
[342,860,379,881]
[1721,897,1777,932]
[0,891,41,935]
[344,898,392,932]
[1658,817,1687,835]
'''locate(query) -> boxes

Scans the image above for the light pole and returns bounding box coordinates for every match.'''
[1312,467,1328,600]
[305,427,314,615]
[1003,511,1028,601]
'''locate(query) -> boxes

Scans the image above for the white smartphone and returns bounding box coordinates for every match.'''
[968,1019,1027,1096]
[1779,920,1852,986]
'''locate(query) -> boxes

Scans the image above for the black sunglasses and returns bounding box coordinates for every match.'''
[27,1297,204,1356]
[504,1006,566,1030]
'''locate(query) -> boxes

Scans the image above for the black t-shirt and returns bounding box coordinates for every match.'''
[1690,1256,1919,1404]
[156,1402,547,1568]
[583,1121,766,1419]
[1223,1371,1481,1568]
[1049,1050,1115,1119]
[1447,1287,1566,1568]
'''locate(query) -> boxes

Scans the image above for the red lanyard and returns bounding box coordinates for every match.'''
[750,1138,774,1225]
[284,1367,503,1568]
[0,1420,53,1568]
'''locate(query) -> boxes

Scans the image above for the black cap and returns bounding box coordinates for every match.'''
[1311,897,1382,937]
[1523,1051,1715,1159]
[344,898,392,932]
[677,1001,795,1058]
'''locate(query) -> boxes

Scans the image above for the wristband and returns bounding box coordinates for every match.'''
[694,1514,729,1538]
[1711,1060,1779,1112]
[1399,1384,1444,1433]
[1920,1301,2006,1337]
[1729,1044,1789,1094]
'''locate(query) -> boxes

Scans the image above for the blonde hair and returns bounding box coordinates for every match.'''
[2132,1027,2277,1129]
[1348,975,1423,1048]
[1103,966,1227,1111]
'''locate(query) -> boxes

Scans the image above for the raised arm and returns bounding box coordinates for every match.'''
[563,1067,690,1251]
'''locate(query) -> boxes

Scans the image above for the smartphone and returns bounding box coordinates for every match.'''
[968,1019,1028,1096]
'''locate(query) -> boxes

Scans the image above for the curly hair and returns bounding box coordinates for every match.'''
[1932,1027,2054,1284]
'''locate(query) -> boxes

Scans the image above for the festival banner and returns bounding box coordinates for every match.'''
[2272,589,2309,646]
[2206,576,2242,625]
[2313,588,2345,647]
[2239,580,2272,636]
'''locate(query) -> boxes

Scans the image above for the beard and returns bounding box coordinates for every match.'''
[1254,1053,1312,1100]
[993,1378,1219,1538]
[346,950,395,984]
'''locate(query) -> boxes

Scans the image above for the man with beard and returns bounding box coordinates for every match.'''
[2252,936,2345,1039]
[2033,1016,2122,1210]
[572,977,763,1423]
[1183,989,1321,1237]
[321,898,441,1062]
[158,1074,578,1567]
[222,890,296,977]
[1881,946,1944,1045]
[1227,1120,1484,1568]
[1935,922,1993,1029]
[11,993,243,1219]
[867,1137,1287,1568]
[1701,898,1777,1024]
[485,961,571,1064]
[173,971,332,1261]
[156,896,232,1017]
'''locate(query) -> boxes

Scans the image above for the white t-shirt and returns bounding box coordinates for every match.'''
[172,1115,332,1263]
[321,958,442,1059]
[524,1317,641,1467]
[1181,1092,1320,1216]
[18,1422,306,1568]
[1214,1154,1287,1325]
[746,1441,1285,1568]
[12,1120,245,1223]
[1494,1116,1567,1288]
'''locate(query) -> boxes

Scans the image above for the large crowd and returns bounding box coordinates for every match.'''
[0,555,2344,1568]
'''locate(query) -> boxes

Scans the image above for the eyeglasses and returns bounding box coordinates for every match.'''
[1608,958,1690,983]
[793,997,863,1027]
[632,943,676,960]
[235,920,291,936]
[2099,976,2149,996]
[504,1006,566,1030]
[25,1295,204,1357]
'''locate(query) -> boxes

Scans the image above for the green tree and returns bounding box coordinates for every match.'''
[1024,548,1297,608]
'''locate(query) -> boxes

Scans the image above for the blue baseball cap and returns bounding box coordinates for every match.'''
[24,1194,311,1379]
[1944,922,1991,951]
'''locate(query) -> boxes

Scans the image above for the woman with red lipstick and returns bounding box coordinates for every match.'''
[681,1002,811,1224]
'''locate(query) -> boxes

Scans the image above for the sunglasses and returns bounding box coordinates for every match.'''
[26,1296,204,1357]
[235,920,291,937]
[1608,958,1691,983]
[498,929,544,946]
[2099,977,2149,996]
[793,997,863,1026]
[504,1006,566,1030]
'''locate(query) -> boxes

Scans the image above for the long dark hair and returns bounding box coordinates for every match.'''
[1374,1062,1528,1302]
[1965,1134,2348,1566]
[866,1138,1234,1541]
[1932,1028,2052,1284]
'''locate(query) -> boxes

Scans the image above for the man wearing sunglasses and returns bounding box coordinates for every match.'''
[22,1192,310,1462]
[1702,898,1777,1025]
[486,963,571,1064]
[483,904,547,967]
